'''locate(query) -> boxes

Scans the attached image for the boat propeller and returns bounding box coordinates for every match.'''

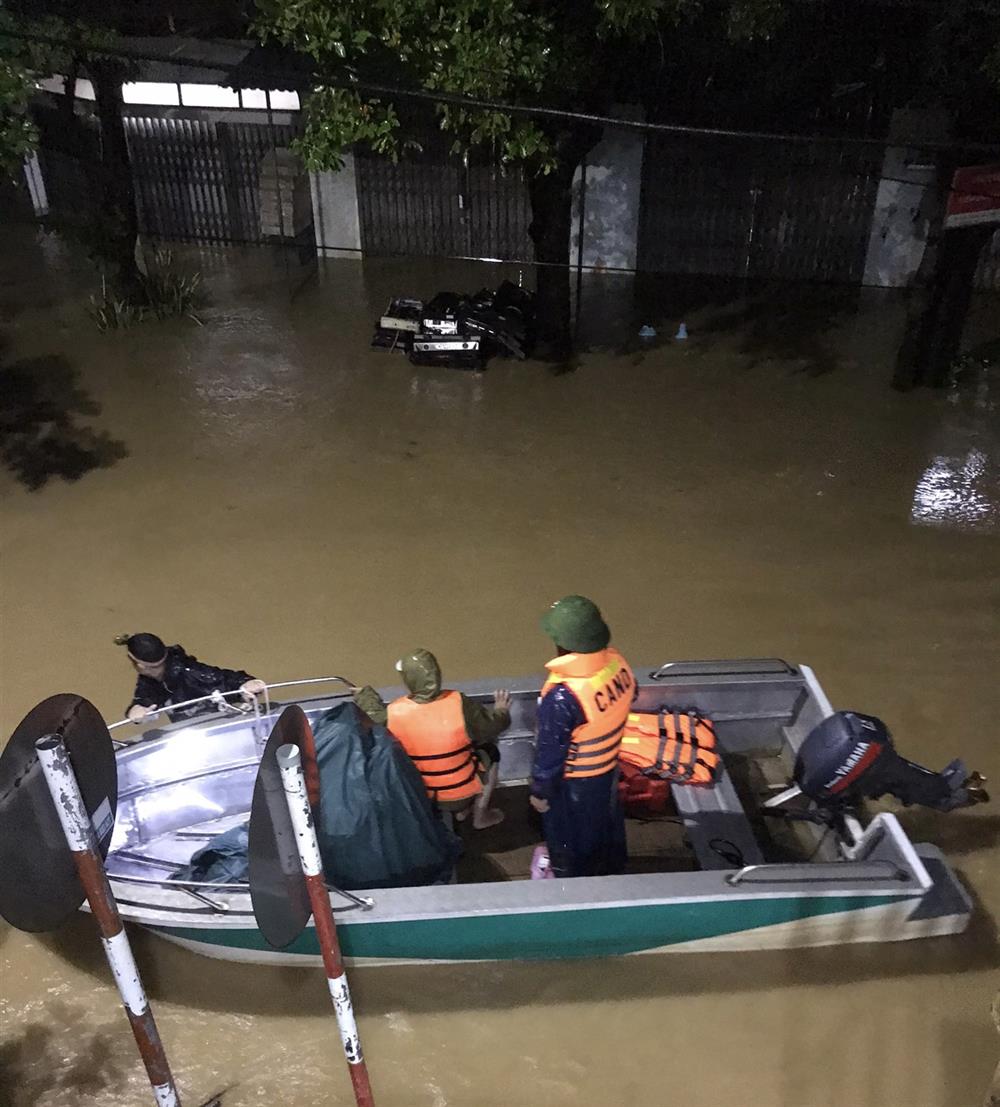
[964,770,990,806]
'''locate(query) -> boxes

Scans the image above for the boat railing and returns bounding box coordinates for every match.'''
[725,859,911,886]
[649,658,796,680]
[106,869,375,912]
[108,676,358,745]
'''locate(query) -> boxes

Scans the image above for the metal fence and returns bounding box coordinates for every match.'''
[27,96,1000,289]
[32,102,306,246]
[637,135,883,283]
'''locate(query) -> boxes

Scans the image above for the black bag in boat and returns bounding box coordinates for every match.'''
[309,702,462,889]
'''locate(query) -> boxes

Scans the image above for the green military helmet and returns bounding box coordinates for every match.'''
[540,595,611,654]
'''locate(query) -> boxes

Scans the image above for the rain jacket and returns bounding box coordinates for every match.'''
[354,651,510,811]
[126,644,254,720]
[353,650,510,748]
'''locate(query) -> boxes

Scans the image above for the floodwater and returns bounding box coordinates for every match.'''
[1,222,999,1107]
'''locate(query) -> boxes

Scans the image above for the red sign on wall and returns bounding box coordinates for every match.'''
[944,164,1000,228]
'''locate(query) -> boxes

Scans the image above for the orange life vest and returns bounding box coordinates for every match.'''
[619,708,721,786]
[541,648,636,779]
[387,690,482,803]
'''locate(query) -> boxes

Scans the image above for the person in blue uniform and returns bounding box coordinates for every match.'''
[529,596,636,878]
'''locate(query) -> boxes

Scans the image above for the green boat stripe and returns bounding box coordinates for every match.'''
[116,882,920,927]
[151,892,914,963]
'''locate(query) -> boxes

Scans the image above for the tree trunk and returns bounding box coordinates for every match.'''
[59,58,79,129]
[892,158,953,391]
[914,224,992,387]
[89,59,146,305]
[526,125,603,363]
[891,155,992,390]
[527,159,577,362]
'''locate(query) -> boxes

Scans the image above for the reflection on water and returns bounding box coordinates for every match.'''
[1,226,998,1107]
[0,999,126,1104]
[912,447,998,531]
[911,364,1000,533]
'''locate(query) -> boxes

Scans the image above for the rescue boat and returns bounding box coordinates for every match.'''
[103,660,973,966]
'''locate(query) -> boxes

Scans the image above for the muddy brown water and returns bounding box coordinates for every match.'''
[1,226,998,1106]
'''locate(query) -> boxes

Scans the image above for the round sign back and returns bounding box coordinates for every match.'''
[0,694,117,932]
[247,705,317,950]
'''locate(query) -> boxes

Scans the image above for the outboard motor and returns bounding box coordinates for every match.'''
[794,711,988,812]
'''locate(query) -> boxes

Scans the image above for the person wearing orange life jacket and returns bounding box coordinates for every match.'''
[352,649,511,829]
[529,596,636,878]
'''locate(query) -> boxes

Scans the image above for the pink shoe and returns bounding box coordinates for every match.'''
[530,845,555,880]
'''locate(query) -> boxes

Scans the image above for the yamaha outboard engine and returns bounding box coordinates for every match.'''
[794,711,988,812]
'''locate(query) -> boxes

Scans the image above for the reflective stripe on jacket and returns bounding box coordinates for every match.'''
[541,648,635,779]
[387,690,482,802]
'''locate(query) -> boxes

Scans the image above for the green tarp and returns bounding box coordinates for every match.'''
[177,702,461,888]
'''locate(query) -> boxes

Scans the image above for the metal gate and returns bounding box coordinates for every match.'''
[355,131,533,261]
[637,135,882,283]
[124,115,305,244]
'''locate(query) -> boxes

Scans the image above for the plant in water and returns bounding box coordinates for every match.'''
[87,249,205,332]
[142,249,204,323]
[86,293,144,332]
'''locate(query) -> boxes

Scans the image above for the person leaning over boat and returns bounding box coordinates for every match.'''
[529,596,635,878]
[352,649,510,830]
[117,632,265,724]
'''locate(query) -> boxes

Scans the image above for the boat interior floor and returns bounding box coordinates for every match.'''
[107,752,829,889]
[456,754,823,883]
[456,785,699,883]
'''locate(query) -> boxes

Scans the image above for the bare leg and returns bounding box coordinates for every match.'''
[472,762,504,829]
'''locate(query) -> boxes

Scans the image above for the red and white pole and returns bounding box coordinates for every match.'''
[35,735,181,1107]
[277,742,375,1107]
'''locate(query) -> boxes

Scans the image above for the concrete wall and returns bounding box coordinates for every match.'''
[309,156,362,258]
[862,109,952,288]
[570,110,645,271]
